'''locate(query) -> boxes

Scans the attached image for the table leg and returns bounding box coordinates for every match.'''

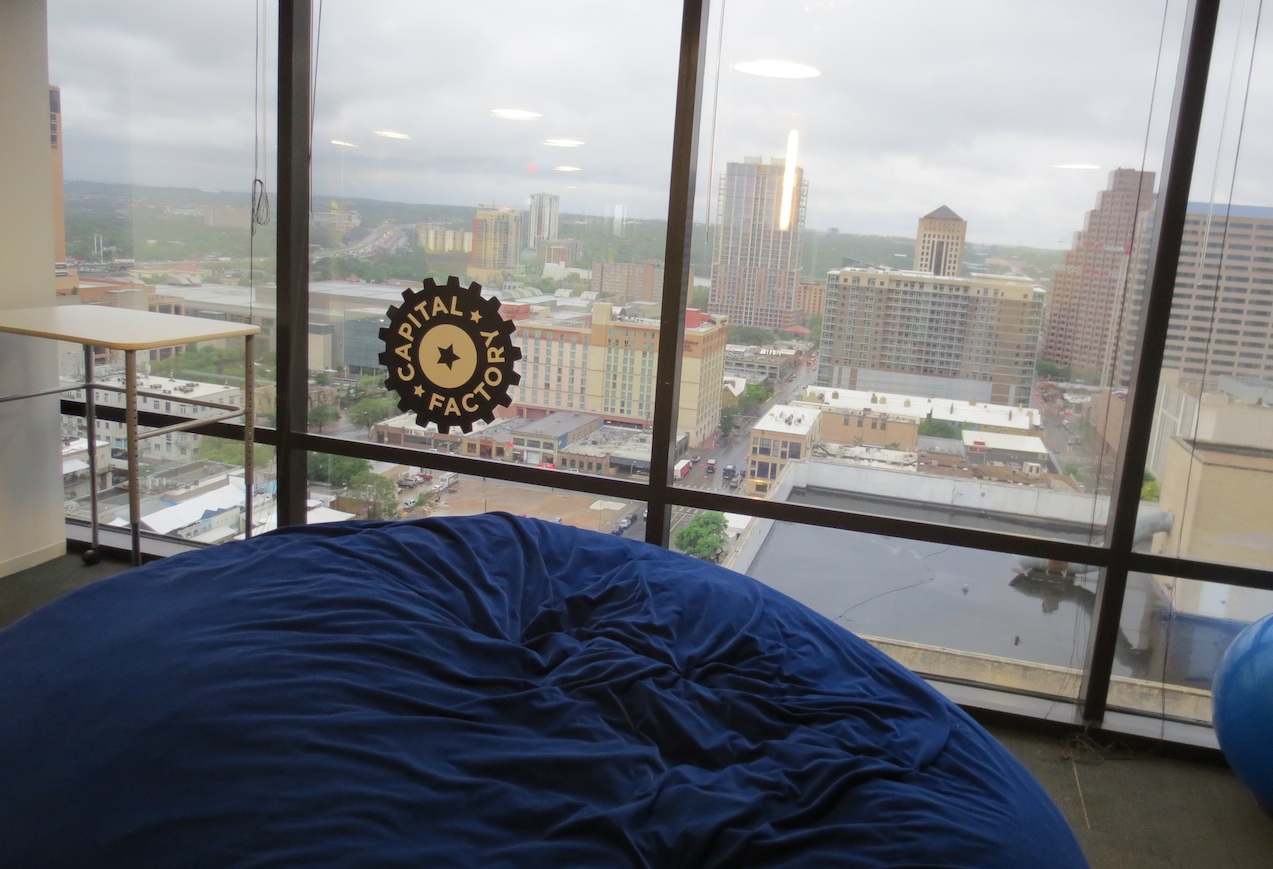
[244,334,255,539]
[126,349,140,565]
[83,345,101,565]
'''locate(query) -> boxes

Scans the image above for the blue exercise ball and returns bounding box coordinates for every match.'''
[1213,612,1273,813]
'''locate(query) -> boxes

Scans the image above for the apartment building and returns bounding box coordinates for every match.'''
[590,260,665,304]
[1044,168,1156,381]
[818,267,1044,405]
[469,207,524,283]
[526,193,559,247]
[1117,203,1273,386]
[709,156,807,330]
[507,303,727,447]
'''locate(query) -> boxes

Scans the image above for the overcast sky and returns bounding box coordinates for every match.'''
[47,0,1273,249]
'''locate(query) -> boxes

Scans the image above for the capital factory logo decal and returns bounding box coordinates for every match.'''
[379,277,521,433]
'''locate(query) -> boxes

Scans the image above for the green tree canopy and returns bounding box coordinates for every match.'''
[919,417,962,439]
[348,397,399,433]
[728,325,775,346]
[198,437,275,468]
[739,383,771,414]
[719,406,737,439]
[674,511,728,561]
[308,403,340,432]
[307,453,371,488]
[349,473,399,520]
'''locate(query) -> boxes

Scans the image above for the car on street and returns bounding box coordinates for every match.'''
[722,464,737,479]
[706,459,717,474]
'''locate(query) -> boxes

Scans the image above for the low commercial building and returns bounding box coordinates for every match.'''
[746,404,821,496]
[961,430,1052,472]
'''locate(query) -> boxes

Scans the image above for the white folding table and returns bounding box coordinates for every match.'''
[0,306,260,564]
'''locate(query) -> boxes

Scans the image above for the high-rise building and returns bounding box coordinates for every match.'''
[591,260,665,304]
[50,85,77,295]
[913,206,966,277]
[818,267,1043,405]
[469,207,523,281]
[709,156,807,330]
[1042,168,1156,383]
[507,304,728,447]
[793,280,825,324]
[418,224,473,254]
[527,192,559,247]
[1116,203,1273,387]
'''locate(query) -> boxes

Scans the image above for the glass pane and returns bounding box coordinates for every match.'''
[676,0,1186,541]
[731,517,1094,701]
[304,452,644,535]
[1125,1,1273,572]
[308,1,681,482]
[1111,573,1273,725]
[48,0,270,547]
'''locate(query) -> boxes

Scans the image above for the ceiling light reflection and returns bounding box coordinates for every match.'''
[491,109,542,121]
[331,139,359,148]
[544,138,586,147]
[373,130,412,140]
[734,59,821,79]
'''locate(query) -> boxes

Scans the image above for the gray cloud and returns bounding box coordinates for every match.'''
[48,0,1273,249]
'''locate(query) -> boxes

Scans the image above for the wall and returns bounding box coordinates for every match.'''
[0,0,68,576]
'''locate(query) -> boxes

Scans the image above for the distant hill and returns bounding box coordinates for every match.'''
[61,181,1066,286]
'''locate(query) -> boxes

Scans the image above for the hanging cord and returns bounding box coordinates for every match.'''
[251,0,271,236]
[310,0,325,213]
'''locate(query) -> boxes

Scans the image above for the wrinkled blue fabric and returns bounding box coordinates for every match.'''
[0,515,1086,868]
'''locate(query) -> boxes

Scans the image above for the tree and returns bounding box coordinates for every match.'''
[307,403,340,432]
[919,417,962,439]
[728,325,775,346]
[719,406,737,439]
[690,285,711,310]
[739,383,771,414]
[807,314,823,346]
[314,372,333,386]
[1035,360,1067,380]
[348,397,399,434]
[198,436,275,468]
[307,453,371,488]
[349,473,399,520]
[674,511,727,561]
[1142,469,1161,502]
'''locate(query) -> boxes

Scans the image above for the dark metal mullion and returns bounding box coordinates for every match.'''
[1081,0,1221,722]
[1128,551,1273,593]
[274,0,313,528]
[646,0,710,547]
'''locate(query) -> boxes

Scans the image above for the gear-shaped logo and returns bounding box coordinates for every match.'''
[378,276,521,433]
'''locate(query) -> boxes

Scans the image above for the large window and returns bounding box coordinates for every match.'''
[40,0,1273,740]
[48,0,274,541]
